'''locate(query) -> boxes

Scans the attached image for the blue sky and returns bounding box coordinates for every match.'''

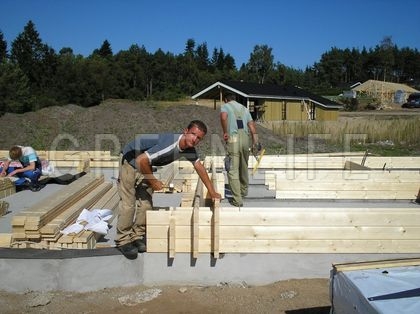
[1,0,419,70]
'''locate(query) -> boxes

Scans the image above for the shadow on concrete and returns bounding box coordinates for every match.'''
[0,247,120,259]
[286,306,331,314]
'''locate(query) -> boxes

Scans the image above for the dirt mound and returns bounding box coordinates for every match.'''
[0,99,289,155]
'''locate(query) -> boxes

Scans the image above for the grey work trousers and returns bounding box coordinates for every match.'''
[115,157,153,246]
[226,130,250,205]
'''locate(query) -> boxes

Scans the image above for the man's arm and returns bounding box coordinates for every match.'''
[220,111,229,142]
[135,153,163,191]
[248,120,258,146]
[6,161,35,177]
[193,160,221,200]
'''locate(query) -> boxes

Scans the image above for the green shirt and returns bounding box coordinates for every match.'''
[221,101,253,135]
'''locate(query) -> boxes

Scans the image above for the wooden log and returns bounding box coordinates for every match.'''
[147,206,420,254]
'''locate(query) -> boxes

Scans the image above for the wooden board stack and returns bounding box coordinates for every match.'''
[0,178,15,199]
[9,173,117,249]
[264,169,420,200]
[147,205,420,255]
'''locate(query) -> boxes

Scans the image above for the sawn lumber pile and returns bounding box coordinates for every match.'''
[10,173,118,249]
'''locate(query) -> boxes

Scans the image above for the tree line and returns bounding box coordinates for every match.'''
[1,20,419,114]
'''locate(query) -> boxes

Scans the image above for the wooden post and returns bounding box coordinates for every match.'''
[210,159,220,258]
[169,216,176,258]
[212,199,220,259]
[192,178,203,259]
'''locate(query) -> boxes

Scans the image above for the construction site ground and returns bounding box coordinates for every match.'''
[0,277,331,314]
[0,168,330,313]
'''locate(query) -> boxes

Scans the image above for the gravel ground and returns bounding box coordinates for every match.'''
[0,278,331,314]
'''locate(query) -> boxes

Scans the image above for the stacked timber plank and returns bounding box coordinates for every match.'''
[147,155,420,257]
[207,152,369,170]
[54,186,120,249]
[0,200,9,216]
[174,160,224,207]
[153,163,180,193]
[0,178,15,199]
[207,154,420,171]
[147,206,420,255]
[10,173,117,249]
[265,169,420,200]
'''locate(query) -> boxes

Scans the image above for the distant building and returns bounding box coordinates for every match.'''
[351,80,419,103]
[192,81,342,121]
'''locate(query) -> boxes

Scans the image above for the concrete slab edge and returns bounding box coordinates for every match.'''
[1,252,420,293]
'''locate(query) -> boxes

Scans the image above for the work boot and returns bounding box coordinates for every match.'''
[117,242,138,259]
[133,238,147,253]
[29,183,45,192]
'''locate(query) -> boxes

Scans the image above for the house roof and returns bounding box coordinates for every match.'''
[192,80,343,109]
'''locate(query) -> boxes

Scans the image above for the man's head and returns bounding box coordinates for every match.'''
[9,146,23,160]
[224,93,236,102]
[182,120,208,149]
[187,120,207,134]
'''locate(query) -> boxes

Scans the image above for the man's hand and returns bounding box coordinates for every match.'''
[149,180,164,191]
[7,170,17,177]
[252,142,262,155]
[209,191,222,200]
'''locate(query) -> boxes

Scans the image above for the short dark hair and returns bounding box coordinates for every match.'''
[9,146,23,160]
[188,120,207,134]
[224,93,236,101]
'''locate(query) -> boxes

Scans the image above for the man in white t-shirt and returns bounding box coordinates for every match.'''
[0,145,43,191]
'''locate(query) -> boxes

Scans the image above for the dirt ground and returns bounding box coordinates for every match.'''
[0,278,331,314]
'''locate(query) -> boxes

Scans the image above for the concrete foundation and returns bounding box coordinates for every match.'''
[1,167,419,293]
[1,248,419,292]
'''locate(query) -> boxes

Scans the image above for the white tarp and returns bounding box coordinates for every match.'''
[331,264,420,313]
[60,208,113,236]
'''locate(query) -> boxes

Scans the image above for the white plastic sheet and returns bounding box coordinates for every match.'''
[331,265,420,314]
[60,208,113,236]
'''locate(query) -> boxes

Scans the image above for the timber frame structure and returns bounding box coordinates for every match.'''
[352,79,419,103]
[1,151,420,259]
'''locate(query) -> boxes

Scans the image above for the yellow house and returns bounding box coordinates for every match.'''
[192,80,342,121]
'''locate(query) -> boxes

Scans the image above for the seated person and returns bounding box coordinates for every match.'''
[0,145,43,191]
